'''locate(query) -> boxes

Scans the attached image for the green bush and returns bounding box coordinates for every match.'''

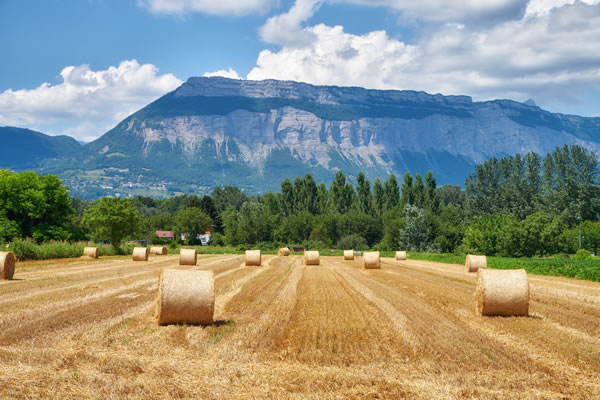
[574,249,591,260]
[336,234,368,250]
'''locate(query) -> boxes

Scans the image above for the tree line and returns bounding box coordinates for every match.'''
[1,144,599,257]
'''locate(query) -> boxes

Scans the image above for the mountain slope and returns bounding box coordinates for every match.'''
[0,126,81,170]
[42,77,600,198]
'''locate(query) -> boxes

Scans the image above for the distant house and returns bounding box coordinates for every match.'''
[180,231,212,246]
[155,231,175,240]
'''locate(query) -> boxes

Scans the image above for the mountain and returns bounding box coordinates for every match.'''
[42,77,600,198]
[0,126,81,170]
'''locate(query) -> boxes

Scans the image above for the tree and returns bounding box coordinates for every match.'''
[373,178,384,216]
[0,170,73,242]
[400,172,414,206]
[83,197,140,247]
[175,207,212,244]
[199,195,221,232]
[383,173,400,212]
[397,205,433,252]
[356,172,373,215]
[583,220,600,255]
[424,171,440,214]
[281,179,294,216]
[329,171,353,214]
[212,186,248,213]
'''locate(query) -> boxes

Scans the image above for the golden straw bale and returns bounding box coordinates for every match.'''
[179,248,197,265]
[83,247,99,258]
[364,251,381,269]
[151,246,168,256]
[304,250,320,265]
[132,247,149,261]
[343,250,354,260]
[476,269,529,316]
[0,251,16,280]
[156,268,214,326]
[278,247,290,256]
[465,254,487,273]
[245,250,261,266]
[395,251,407,261]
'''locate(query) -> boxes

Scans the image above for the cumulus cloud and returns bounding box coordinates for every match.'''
[0,60,182,142]
[260,0,324,45]
[138,0,279,16]
[203,68,242,79]
[248,0,600,111]
[525,0,600,17]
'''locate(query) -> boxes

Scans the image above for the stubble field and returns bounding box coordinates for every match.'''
[1,254,599,399]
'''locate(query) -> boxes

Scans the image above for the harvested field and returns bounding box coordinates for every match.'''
[1,254,599,399]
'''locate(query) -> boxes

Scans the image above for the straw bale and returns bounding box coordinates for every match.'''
[343,250,354,260]
[476,269,529,316]
[132,247,149,261]
[465,254,487,273]
[278,247,290,256]
[245,250,261,266]
[83,247,99,258]
[364,251,381,269]
[395,251,407,261]
[156,268,214,325]
[304,250,320,265]
[0,251,16,280]
[179,248,197,266]
[151,246,168,256]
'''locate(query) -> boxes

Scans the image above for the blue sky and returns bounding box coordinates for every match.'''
[1,0,599,141]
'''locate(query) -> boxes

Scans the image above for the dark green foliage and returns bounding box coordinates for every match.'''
[83,197,141,246]
[175,207,212,245]
[0,170,73,242]
[337,234,368,250]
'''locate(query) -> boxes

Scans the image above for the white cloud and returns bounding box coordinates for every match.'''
[248,0,600,111]
[525,0,600,17]
[260,0,323,44]
[203,68,242,79]
[138,0,279,16]
[0,60,182,141]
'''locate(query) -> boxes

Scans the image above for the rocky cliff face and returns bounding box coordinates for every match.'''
[45,77,600,196]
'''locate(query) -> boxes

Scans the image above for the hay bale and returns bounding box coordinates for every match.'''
[245,250,261,266]
[364,251,381,269]
[0,252,16,280]
[343,250,354,260]
[476,269,529,316]
[151,246,168,256]
[83,247,99,258]
[278,247,290,256]
[465,254,487,273]
[132,247,149,261]
[156,268,214,326]
[304,250,320,265]
[395,251,407,261]
[179,248,197,266]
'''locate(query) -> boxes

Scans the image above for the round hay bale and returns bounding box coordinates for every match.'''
[476,269,529,317]
[179,248,197,265]
[466,254,487,273]
[395,251,407,261]
[343,250,354,260]
[278,247,290,256]
[245,250,261,266]
[151,246,168,256]
[156,268,214,326]
[83,247,99,258]
[304,250,320,265]
[0,251,16,280]
[364,251,381,269]
[132,247,149,261]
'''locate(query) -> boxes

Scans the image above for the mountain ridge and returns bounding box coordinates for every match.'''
[33,77,600,199]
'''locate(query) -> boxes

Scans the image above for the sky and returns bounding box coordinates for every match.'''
[0,0,599,142]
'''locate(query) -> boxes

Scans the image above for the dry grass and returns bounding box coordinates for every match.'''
[0,254,599,399]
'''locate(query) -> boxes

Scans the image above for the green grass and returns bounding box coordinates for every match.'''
[403,252,600,282]
[7,239,136,261]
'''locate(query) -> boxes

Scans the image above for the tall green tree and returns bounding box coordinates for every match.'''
[373,178,384,216]
[355,172,373,215]
[281,179,294,216]
[83,197,140,247]
[424,171,440,213]
[401,172,414,206]
[413,174,425,208]
[383,173,400,212]
[329,171,353,214]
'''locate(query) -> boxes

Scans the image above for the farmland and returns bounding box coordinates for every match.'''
[1,254,599,399]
